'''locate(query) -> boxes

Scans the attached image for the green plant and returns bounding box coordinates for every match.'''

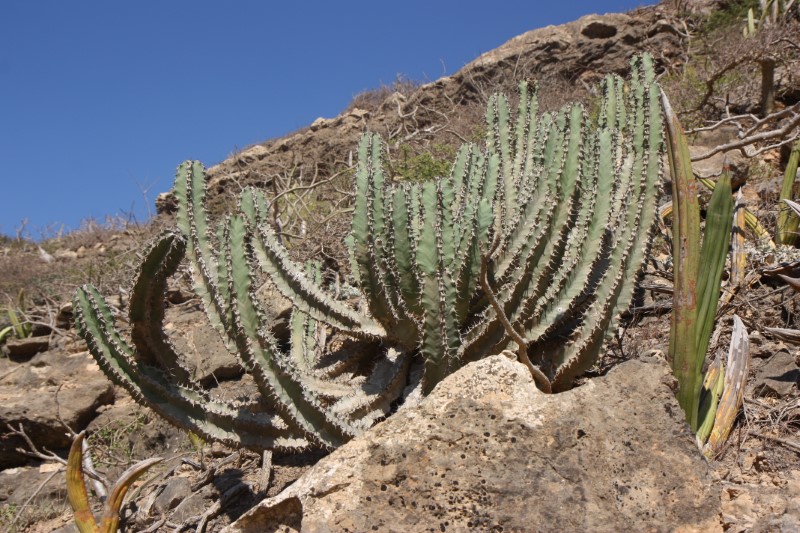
[776,138,800,244]
[67,432,161,533]
[743,0,797,36]
[0,504,18,529]
[696,315,750,457]
[702,0,760,34]
[663,91,745,438]
[74,55,664,452]
[392,143,456,182]
[90,412,149,466]
[0,289,32,344]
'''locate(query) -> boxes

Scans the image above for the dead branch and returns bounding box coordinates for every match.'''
[747,431,800,454]
[686,113,759,134]
[6,423,67,465]
[194,482,251,533]
[684,55,753,115]
[690,103,800,161]
[55,386,110,497]
[258,450,273,495]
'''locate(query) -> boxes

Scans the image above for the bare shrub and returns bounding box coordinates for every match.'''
[0,217,164,307]
[661,19,800,127]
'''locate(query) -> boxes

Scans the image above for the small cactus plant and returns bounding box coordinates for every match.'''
[74,55,664,452]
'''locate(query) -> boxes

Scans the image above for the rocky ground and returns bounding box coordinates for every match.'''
[1,1,799,531]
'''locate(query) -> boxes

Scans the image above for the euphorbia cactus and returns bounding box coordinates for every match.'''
[75,55,664,452]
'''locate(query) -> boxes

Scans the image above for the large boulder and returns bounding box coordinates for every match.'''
[0,350,114,468]
[225,355,720,533]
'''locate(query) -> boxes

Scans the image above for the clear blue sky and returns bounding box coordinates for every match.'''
[0,1,650,239]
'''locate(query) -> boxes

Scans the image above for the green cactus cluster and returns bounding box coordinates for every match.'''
[74,55,664,452]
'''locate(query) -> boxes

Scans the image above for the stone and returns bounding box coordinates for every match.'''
[3,336,49,361]
[155,191,178,215]
[688,144,748,183]
[172,485,212,522]
[163,287,292,386]
[309,117,328,131]
[691,124,740,151]
[154,476,193,514]
[753,351,800,398]
[0,350,115,468]
[0,464,66,505]
[56,302,74,329]
[165,308,242,386]
[721,474,800,532]
[54,249,79,261]
[225,356,720,533]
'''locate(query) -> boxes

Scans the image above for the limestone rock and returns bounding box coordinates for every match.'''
[3,336,49,361]
[162,288,291,386]
[234,144,270,165]
[581,18,619,39]
[225,356,720,533]
[54,248,79,260]
[753,351,800,398]
[0,464,67,507]
[164,308,242,386]
[721,474,800,532]
[154,476,193,514]
[56,302,74,329]
[688,143,748,183]
[0,350,114,468]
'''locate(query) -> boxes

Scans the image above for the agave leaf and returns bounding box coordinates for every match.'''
[704,315,750,457]
[696,354,724,446]
[776,139,800,244]
[98,456,163,533]
[695,171,733,382]
[66,432,100,533]
[662,89,703,430]
[730,191,748,287]
[763,326,800,343]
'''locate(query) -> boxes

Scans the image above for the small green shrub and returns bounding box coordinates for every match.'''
[392,143,456,182]
[702,0,760,34]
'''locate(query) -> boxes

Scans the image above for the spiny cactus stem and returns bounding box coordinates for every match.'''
[485,227,503,260]
[480,251,551,393]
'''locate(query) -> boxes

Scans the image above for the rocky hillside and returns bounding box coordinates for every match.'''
[156,6,683,197]
[1,1,800,531]
[154,4,684,263]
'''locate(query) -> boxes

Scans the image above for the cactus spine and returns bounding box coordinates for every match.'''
[75,55,664,451]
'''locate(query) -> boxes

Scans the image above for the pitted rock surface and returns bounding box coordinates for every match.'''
[224,356,720,533]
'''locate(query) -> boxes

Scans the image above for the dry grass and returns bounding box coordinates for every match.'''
[0,217,166,310]
[344,75,420,113]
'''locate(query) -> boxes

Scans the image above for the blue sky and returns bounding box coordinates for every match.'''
[0,1,650,239]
